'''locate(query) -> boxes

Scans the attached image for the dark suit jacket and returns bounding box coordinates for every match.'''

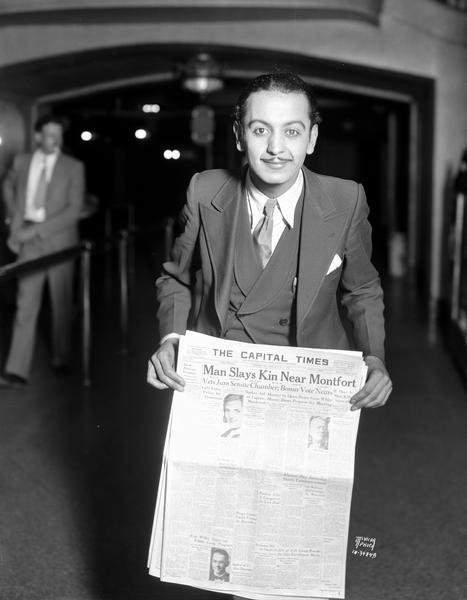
[156,167,385,360]
[3,151,85,256]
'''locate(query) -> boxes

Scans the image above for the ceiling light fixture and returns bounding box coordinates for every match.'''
[135,128,149,140]
[142,104,161,114]
[181,53,224,95]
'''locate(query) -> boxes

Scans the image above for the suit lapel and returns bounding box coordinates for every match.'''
[199,170,244,329]
[296,169,348,328]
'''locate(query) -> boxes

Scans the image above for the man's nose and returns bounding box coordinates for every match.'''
[266,132,284,155]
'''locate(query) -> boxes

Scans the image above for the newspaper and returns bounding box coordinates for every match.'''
[148,331,367,599]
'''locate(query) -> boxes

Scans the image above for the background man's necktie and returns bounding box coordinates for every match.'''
[32,160,48,211]
[252,197,277,268]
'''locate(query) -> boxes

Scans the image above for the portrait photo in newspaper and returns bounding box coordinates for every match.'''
[307,416,330,451]
[221,394,244,439]
[209,547,231,582]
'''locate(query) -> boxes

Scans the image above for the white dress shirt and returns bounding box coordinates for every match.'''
[159,169,304,346]
[24,149,59,222]
[245,169,304,252]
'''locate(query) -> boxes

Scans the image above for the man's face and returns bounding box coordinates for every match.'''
[234,90,318,197]
[35,123,63,155]
[211,552,227,577]
[224,399,243,428]
[309,418,326,445]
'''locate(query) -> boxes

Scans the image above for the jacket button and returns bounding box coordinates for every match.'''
[279,318,289,326]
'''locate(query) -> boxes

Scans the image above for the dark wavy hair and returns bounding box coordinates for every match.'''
[233,71,322,128]
[34,114,67,133]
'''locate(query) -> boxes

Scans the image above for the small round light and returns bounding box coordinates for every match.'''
[163,149,172,160]
[81,130,93,142]
[172,149,180,160]
[135,128,148,140]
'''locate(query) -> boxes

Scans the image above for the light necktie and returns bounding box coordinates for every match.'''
[252,197,277,268]
[32,159,48,212]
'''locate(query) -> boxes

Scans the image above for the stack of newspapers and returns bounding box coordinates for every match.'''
[148,331,367,599]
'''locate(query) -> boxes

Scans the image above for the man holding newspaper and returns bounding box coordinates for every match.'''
[148,71,391,408]
[148,72,392,599]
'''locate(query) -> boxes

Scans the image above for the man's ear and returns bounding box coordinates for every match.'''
[233,122,244,152]
[306,124,319,155]
[34,131,42,146]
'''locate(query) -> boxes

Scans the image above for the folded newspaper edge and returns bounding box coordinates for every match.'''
[148,331,367,599]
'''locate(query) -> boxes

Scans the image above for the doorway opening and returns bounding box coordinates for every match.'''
[22,44,432,283]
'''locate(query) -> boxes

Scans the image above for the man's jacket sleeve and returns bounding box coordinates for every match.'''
[340,183,385,361]
[156,173,201,339]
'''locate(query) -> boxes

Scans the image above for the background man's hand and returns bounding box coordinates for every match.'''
[349,355,392,411]
[7,227,39,253]
[6,234,20,254]
[19,226,40,243]
[147,338,185,392]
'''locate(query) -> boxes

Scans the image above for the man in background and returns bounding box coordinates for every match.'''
[0,114,85,387]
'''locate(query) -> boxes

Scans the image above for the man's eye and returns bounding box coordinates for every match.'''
[286,129,300,137]
[253,127,268,135]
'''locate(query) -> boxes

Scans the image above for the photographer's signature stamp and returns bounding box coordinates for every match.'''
[351,536,377,559]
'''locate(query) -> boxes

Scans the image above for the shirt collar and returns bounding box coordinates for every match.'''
[35,148,60,162]
[245,169,304,228]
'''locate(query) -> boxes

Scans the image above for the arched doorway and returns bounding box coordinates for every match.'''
[0,43,434,284]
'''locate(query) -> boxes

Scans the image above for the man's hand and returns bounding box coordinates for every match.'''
[7,226,39,253]
[18,227,36,242]
[6,234,20,254]
[17,226,40,243]
[349,355,392,411]
[147,338,185,392]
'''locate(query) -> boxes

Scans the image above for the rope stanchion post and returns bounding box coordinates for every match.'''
[105,208,113,300]
[104,207,112,239]
[81,241,93,386]
[127,205,136,284]
[128,204,135,232]
[118,230,129,355]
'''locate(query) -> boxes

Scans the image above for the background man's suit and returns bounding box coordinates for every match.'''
[156,166,385,359]
[2,151,85,379]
